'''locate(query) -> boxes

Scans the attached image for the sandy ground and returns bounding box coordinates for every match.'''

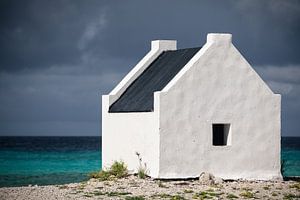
[0,175,299,200]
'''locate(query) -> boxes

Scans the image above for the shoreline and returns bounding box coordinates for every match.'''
[1,175,299,200]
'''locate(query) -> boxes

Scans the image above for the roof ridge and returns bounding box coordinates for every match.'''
[165,46,201,52]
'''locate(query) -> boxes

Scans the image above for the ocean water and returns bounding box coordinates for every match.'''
[281,137,300,178]
[0,136,299,187]
[0,137,101,187]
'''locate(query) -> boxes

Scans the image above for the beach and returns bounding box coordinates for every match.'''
[1,175,299,200]
[1,137,299,199]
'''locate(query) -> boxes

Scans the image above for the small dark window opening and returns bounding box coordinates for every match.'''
[212,124,230,146]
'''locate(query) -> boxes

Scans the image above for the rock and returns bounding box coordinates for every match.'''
[214,177,224,185]
[199,172,215,185]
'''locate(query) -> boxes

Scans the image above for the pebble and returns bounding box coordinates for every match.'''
[0,174,299,200]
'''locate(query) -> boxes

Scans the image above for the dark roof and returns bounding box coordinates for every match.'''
[109,47,201,112]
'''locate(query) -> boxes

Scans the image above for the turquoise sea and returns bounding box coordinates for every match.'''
[0,136,299,187]
[0,137,101,187]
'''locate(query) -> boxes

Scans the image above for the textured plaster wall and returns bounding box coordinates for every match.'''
[102,41,176,176]
[102,95,160,177]
[103,34,281,180]
[157,34,281,180]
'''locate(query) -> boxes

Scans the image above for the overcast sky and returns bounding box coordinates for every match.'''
[0,0,299,136]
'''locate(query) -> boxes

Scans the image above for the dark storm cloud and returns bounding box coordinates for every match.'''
[0,0,109,71]
[102,0,300,66]
[0,0,299,136]
[1,0,300,72]
[255,65,300,136]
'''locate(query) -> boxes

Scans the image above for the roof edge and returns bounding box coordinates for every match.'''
[108,40,177,106]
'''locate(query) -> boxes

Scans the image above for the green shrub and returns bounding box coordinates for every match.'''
[240,191,255,198]
[89,170,111,181]
[109,161,128,178]
[89,160,128,180]
[193,191,211,199]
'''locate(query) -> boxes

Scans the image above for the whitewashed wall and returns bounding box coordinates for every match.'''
[102,95,160,176]
[157,34,281,180]
[102,33,281,180]
[102,41,176,177]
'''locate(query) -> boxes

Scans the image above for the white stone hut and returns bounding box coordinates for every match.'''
[102,33,281,180]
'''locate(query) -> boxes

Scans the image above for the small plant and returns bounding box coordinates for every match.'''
[227,193,238,199]
[125,196,145,200]
[160,194,171,198]
[155,193,173,198]
[106,191,131,196]
[192,190,223,199]
[89,160,128,181]
[263,186,270,190]
[241,187,253,191]
[289,182,300,190]
[183,189,193,193]
[171,195,186,200]
[83,193,93,197]
[135,152,148,179]
[151,194,185,200]
[283,193,300,200]
[89,170,111,181]
[92,191,105,196]
[137,167,147,179]
[240,191,255,198]
[271,192,278,196]
[193,191,213,199]
[110,161,128,178]
[137,168,146,179]
[192,193,198,199]
[208,191,223,197]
